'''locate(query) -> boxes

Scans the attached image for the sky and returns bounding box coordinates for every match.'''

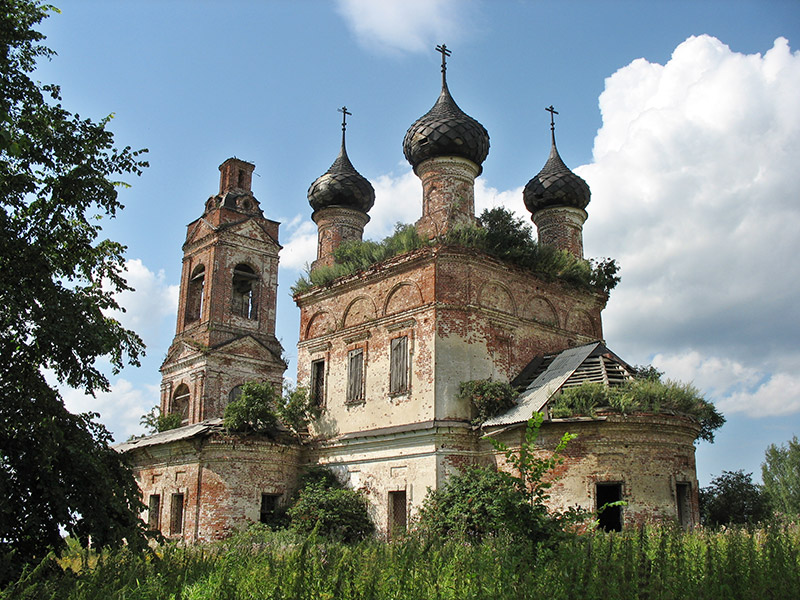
[33,0,800,487]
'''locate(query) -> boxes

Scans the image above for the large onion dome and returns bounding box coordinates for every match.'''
[308,111,375,214]
[523,112,590,213]
[403,49,489,173]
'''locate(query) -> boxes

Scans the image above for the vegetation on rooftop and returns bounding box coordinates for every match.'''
[291,208,620,295]
[549,368,725,442]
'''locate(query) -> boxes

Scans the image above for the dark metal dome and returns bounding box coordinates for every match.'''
[403,80,490,173]
[524,132,590,213]
[308,130,375,215]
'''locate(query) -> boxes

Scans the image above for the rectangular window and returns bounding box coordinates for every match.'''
[310,359,325,406]
[676,482,691,530]
[347,348,364,403]
[388,490,407,539]
[390,336,409,395]
[170,493,184,535]
[260,493,280,525]
[596,483,623,532]
[147,494,160,531]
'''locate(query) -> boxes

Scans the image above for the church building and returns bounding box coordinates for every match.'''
[119,48,702,540]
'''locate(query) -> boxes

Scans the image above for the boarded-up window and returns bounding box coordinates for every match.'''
[388,490,407,539]
[185,265,204,324]
[347,348,364,403]
[390,336,409,394]
[170,493,184,535]
[596,483,623,532]
[676,482,691,530]
[260,493,280,525]
[147,494,161,531]
[232,264,258,319]
[310,359,325,406]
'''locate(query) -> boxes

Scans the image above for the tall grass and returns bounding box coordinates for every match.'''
[3,525,798,599]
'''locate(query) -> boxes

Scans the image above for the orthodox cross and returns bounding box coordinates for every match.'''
[436,43,451,77]
[545,105,559,132]
[338,106,352,133]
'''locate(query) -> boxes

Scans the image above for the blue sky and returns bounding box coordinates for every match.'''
[35,0,800,486]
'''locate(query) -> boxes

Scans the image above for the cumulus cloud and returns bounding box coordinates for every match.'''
[112,258,179,343]
[335,0,469,55]
[280,215,319,271]
[577,35,800,416]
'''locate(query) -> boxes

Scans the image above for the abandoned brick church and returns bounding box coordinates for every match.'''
[119,51,702,540]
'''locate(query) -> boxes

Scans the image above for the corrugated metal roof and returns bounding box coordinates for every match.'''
[115,418,224,453]
[484,342,600,427]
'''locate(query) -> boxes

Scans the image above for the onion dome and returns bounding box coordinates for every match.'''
[524,107,590,213]
[403,44,490,173]
[308,107,375,214]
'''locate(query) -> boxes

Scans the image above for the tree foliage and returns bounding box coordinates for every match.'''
[458,378,517,425]
[0,0,150,581]
[223,381,315,438]
[699,470,770,527]
[762,435,800,517]
[287,466,375,542]
[139,406,182,434]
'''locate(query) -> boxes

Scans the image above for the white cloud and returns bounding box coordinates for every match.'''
[61,378,159,443]
[365,167,421,239]
[577,35,800,416]
[112,259,179,344]
[335,0,468,55]
[280,217,318,271]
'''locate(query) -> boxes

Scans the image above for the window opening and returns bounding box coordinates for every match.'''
[237,169,245,189]
[172,384,190,425]
[232,264,258,319]
[229,385,243,404]
[260,493,280,525]
[310,359,325,407]
[676,482,691,530]
[170,493,184,535]
[347,348,364,403]
[388,490,407,539]
[147,494,161,531]
[185,265,205,324]
[390,336,409,395]
[596,482,623,532]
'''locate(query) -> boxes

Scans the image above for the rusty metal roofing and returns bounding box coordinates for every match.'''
[114,418,224,453]
[483,342,635,427]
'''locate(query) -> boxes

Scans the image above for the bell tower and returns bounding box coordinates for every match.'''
[160,158,286,425]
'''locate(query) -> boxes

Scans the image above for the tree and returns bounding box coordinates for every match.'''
[139,406,182,435]
[223,381,315,437]
[0,0,149,581]
[762,436,800,517]
[699,470,770,527]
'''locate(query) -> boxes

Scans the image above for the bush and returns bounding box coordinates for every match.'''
[139,406,182,434]
[287,467,374,542]
[458,378,517,425]
[222,381,315,437]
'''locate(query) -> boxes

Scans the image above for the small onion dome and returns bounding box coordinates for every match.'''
[307,139,375,215]
[523,134,590,213]
[403,80,490,174]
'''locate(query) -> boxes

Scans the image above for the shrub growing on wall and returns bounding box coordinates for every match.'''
[457,378,517,425]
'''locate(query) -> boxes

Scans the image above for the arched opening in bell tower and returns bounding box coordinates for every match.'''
[232,264,259,319]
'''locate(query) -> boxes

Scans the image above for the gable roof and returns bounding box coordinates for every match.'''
[115,418,225,453]
[483,341,634,427]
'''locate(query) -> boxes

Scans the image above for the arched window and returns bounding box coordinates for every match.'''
[229,385,243,403]
[232,264,258,319]
[172,384,190,425]
[184,265,205,325]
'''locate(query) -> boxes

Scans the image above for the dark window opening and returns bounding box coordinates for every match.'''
[172,384,190,425]
[347,348,364,403]
[676,482,691,530]
[596,483,623,532]
[237,169,246,189]
[260,493,280,525]
[170,493,184,535]
[310,359,325,407]
[185,265,205,324]
[229,385,243,404]
[147,494,160,531]
[390,336,409,395]
[388,490,407,539]
[232,264,258,319]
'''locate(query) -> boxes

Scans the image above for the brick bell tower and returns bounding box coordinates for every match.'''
[160,158,286,425]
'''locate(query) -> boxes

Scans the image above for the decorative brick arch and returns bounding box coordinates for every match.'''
[342,295,377,329]
[305,310,336,338]
[530,295,560,327]
[384,281,424,316]
[477,280,516,316]
[565,308,599,338]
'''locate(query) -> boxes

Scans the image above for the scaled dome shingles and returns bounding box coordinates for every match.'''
[308,145,375,214]
[523,142,590,213]
[403,83,490,172]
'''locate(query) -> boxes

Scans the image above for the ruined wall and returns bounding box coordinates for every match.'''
[486,413,701,528]
[128,434,302,542]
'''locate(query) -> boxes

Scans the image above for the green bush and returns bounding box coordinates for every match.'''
[222,381,315,437]
[458,378,517,425]
[139,406,182,434]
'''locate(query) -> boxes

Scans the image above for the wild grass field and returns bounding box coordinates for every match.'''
[3,524,799,600]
